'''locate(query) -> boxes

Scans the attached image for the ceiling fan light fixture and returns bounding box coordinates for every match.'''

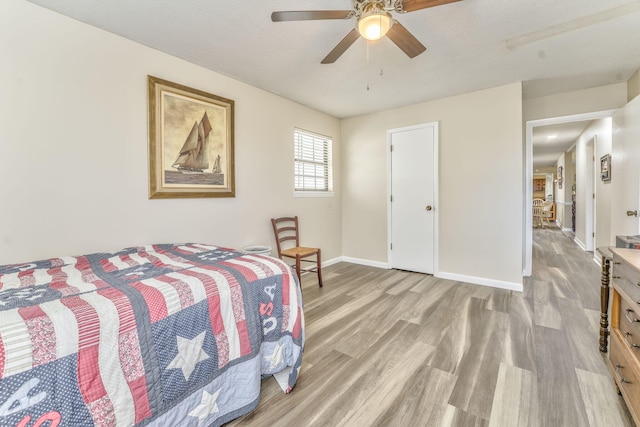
[357,10,392,41]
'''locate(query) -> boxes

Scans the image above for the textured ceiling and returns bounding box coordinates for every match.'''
[532,121,591,168]
[23,0,640,166]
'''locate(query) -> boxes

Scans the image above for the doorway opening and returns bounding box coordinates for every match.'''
[524,109,616,276]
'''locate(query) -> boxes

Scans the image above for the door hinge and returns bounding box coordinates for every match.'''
[593,193,595,199]
[390,145,393,152]
[593,232,595,237]
[390,195,393,202]
[390,243,393,250]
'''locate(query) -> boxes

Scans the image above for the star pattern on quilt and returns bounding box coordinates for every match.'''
[265,343,285,371]
[0,286,61,310]
[196,249,235,262]
[166,331,210,380]
[188,388,221,427]
[0,262,37,274]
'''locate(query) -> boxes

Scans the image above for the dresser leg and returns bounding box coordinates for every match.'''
[600,256,610,352]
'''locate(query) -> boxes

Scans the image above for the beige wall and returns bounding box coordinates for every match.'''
[523,83,627,122]
[561,152,576,231]
[545,150,576,233]
[555,154,566,229]
[533,166,556,175]
[628,68,640,102]
[342,83,524,288]
[0,0,342,264]
[574,118,613,249]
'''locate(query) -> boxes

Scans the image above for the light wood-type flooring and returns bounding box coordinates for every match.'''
[227,226,634,426]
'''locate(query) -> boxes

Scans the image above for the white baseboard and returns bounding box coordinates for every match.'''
[593,254,602,267]
[574,238,587,251]
[436,271,523,292]
[338,256,390,269]
[328,257,523,291]
[562,227,573,232]
[322,256,346,268]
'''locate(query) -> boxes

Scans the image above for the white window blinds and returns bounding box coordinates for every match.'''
[294,129,333,192]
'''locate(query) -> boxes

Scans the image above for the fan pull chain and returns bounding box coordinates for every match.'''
[365,42,384,91]
[366,41,370,91]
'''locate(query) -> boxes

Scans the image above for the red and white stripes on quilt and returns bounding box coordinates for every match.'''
[0,243,304,427]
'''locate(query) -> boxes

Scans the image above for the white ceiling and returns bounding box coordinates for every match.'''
[532,121,590,169]
[24,0,640,167]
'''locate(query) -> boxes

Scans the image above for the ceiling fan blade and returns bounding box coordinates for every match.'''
[321,29,360,64]
[399,0,462,13]
[386,22,426,58]
[271,10,352,22]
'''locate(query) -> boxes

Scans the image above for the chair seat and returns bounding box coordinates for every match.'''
[281,247,319,258]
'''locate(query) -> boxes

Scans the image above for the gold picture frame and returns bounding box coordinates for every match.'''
[148,76,235,198]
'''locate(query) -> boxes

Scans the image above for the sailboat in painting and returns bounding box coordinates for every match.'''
[172,111,212,174]
[212,154,221,174]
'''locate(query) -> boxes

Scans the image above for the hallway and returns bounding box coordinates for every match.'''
[229,226,634,426]
[527,225,633,426]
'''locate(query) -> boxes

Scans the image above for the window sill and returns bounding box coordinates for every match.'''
[294,191,335,198]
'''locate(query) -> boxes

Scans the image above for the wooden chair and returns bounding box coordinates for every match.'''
[532,198,545,228]
[271,216,323,288]
[541,202,554,227]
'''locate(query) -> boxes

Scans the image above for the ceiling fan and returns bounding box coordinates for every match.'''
[271,0,462,64]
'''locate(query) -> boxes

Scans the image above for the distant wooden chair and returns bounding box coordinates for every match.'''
[541,202,554,227]
[271,216,323,288]
[532,198,545,228]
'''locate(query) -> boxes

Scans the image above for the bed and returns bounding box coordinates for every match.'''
[0,243,304,427]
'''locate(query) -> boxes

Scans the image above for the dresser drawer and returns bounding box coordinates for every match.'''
[619,295,640,359]
[610,333,640,422]
[613,255,640,303]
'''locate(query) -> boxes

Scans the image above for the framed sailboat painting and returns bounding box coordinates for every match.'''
[148,76,235,198]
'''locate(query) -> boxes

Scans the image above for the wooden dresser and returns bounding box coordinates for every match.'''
[610,248,640,425]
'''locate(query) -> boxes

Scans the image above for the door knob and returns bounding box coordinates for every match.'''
[627,210,638,217]
[425,205,433,211]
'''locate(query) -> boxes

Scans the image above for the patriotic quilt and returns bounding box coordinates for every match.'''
[0,243,304,427]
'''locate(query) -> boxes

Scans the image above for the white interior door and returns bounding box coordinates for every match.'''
[388,123,437,274]
[585,139,595,251]
[612,95,640,236]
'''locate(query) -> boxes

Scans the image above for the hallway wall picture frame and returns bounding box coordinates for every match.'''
[557,166,563,189]
[600,153,611,182]
[148,75,235,199]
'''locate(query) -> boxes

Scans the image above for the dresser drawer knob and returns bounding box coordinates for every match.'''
[625,332,640,349]
[625,309,640,324]
[615,364,632,384]
[612,275,621,279]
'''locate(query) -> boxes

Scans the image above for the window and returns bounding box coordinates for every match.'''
[294,128,333,194]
